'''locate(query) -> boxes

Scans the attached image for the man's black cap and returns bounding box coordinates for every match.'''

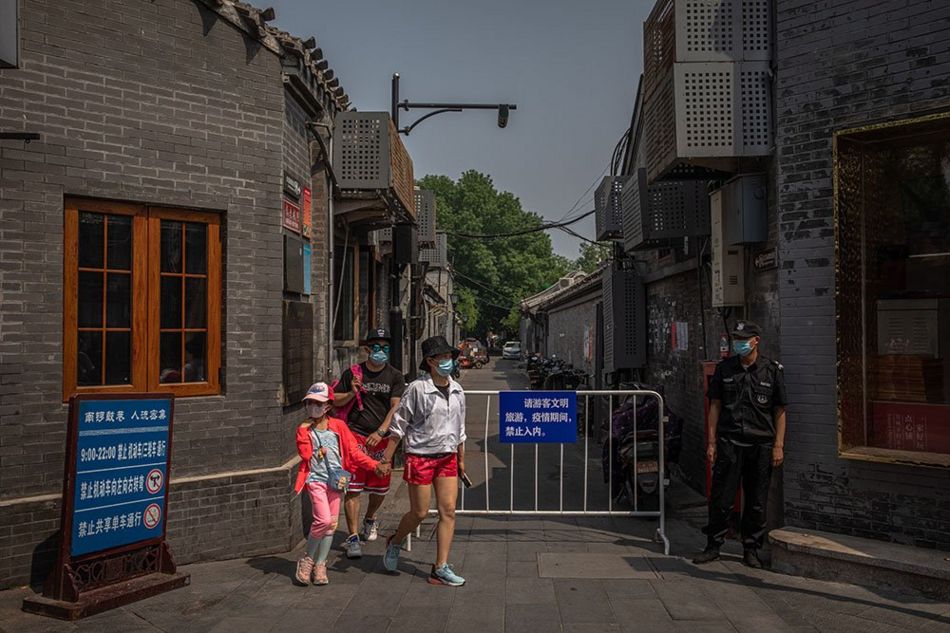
[363,328,391,343]
[731,320,762,339]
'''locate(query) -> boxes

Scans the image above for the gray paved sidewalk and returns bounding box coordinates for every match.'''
[3,481,949,633]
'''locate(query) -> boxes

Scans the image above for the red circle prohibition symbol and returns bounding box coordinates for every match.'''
[143,503,162,529]
[146,469,164,494]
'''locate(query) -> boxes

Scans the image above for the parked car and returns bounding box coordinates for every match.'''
[502,341,522,360]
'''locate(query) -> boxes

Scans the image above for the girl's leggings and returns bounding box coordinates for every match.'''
[306,481,341,537]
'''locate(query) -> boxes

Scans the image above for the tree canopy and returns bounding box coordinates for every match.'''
[574,241,611,273]
[418,171,571,337]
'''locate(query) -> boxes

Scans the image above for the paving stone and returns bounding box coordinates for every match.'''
[554,579,616,624]
[652,579,729,621]
[505,577,558,605]
[505,602,562,631]
[507,560,539,578]
[539,553,659,579]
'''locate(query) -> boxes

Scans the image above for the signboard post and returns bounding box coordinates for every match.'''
[23,394,188,620]
[499,391,577,443]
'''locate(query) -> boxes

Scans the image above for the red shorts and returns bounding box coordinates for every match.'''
[349,433,391,495]
[404,453,458,486]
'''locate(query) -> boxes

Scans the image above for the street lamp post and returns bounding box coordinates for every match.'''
[389,72,517,373]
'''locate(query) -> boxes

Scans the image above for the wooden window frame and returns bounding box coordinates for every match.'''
[64,198,221,401]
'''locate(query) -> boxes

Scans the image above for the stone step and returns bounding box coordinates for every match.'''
[769,526,950,599]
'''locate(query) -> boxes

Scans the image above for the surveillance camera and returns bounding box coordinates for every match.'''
[497,104,510,129]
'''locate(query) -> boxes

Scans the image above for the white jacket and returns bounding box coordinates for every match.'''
[389,375,466,454]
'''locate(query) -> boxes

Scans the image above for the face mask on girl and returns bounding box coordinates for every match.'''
[732,339,754,357]
[307,402,329,419]
[435,358,455,377]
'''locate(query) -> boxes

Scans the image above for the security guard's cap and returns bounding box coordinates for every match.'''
[731,320,762,339]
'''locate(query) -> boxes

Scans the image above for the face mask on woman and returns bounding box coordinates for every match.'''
[307,402,329,419]
[435,359,455,377]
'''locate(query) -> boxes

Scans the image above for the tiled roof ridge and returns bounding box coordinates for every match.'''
[198,0,351,111]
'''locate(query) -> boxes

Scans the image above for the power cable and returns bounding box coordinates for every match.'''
[444,208,595,240]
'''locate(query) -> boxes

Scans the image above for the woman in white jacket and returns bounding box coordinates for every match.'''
[381,335,467,586]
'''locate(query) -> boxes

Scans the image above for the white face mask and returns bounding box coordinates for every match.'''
[307,402,329,419]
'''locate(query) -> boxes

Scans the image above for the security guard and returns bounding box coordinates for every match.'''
[693,320,787,568]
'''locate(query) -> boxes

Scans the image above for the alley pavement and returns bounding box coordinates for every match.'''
[2,359,949,632]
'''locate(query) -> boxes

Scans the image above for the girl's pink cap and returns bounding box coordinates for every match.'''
[303,382,334,403]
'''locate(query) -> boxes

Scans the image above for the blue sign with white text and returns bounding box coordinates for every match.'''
[499,391,577,443]
[71,398,171,557]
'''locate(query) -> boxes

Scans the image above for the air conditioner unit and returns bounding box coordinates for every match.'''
[594,177,625,241]
[415,189,437,245]
[710,189,744,307]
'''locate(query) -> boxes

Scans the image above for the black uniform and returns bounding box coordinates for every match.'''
[704,353,787,551]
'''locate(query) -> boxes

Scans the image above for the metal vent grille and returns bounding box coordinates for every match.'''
[740,65,771,152]
[595,177,625,241]
[415,189,437,245]
[677,63,735,154]
[419,232,448,267]
[742,0,771,59]
[334,113,388,189]
[603,265,646,372]
[378,227,393,243]
[623,168,710,251]
[682,0,734,59]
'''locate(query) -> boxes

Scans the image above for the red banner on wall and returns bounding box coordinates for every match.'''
[302,187,312,238]
[282,197,301,233]
[871,401,950,453]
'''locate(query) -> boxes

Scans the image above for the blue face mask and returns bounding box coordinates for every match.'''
[436,359,455,377]
[370,350,389,364]
[732,339,754,357]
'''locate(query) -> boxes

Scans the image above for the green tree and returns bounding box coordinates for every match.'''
[418,171,570,336]
[574,241,611,273]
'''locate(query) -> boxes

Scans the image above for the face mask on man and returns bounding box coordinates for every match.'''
[369,343,390,365]
[307,402,329,419]
[732,339,755,357]
[435,359,455,377]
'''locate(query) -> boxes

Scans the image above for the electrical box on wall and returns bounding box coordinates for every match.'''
[710,190,745,307]
[284,234,305,294]
[0,0,17,68]
[723,174,768,245]
[603,265,646,372]
[393,223,418,265]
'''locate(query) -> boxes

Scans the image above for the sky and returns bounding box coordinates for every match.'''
[270,0,653,258]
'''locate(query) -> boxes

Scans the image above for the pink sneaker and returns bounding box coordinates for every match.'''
[313,562,329,586]
[295,556,314,584]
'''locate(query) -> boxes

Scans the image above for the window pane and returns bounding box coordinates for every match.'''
[107,215,132,271]
[78,213,104,269]
[185,277,206,328]
[159,332,182,383]
[161,276,182,329]
[77,330,102,386]
[106,273,131,328]
[333,248,354,341]
[105,331,131,385]
[185,223,207,274]
[78,271,103,328]
[161,221,182,273]
[184,332,206,382]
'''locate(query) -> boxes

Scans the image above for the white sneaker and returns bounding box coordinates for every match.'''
[361,519,379,542]
[344,534,362,559]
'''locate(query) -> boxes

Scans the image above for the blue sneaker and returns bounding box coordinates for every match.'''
[383,536,401,572]
[429,563,465,587]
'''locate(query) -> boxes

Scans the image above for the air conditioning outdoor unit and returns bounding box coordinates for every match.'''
[415,189,437,245]
[603,264,646,372]
[595,177,625,241]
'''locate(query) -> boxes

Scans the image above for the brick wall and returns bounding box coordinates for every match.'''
[0,0,308,586]
[776,0,950,549]
[545,284,601,378]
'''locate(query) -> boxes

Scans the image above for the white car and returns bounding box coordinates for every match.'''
[502,341,522,360]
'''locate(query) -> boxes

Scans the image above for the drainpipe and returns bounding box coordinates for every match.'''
[326,134,334,379]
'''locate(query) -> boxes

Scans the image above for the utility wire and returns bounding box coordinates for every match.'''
[444,208,596,240]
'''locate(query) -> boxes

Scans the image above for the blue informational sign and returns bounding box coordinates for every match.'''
[70,398,172,557]
[302,243,312,296]
[499,391,577,443]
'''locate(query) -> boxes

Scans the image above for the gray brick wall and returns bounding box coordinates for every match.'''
[776,0,950,549]
[0,0,316,586]
[545,285,601,378]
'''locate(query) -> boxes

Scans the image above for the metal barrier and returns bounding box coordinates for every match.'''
[413,390,670,554]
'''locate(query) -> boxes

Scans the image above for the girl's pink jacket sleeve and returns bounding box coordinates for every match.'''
[331,418,379,472]
[293,425,312,494]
